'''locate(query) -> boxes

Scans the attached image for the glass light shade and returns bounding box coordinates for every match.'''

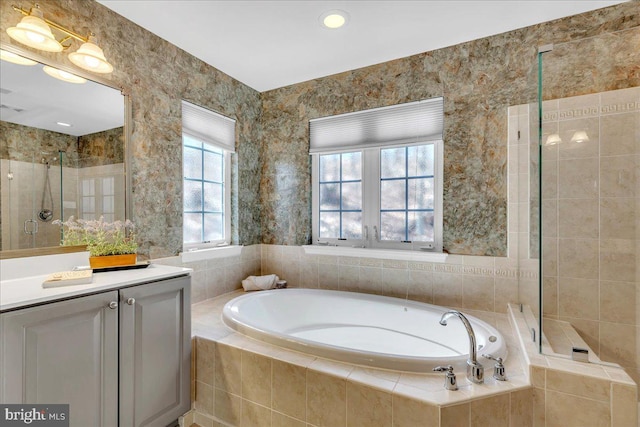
[0,49,37,65]
[570,130,589,143]
[545,133,562,146]
[43,65,86,84]
[68,38,113,73]
[6,9,63,52]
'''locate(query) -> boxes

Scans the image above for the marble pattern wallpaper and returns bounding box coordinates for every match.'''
[0,121,78,165]
[260,1,640,256]
[1,1,638,258]
[0,0,263,258]
[77,127,124,167]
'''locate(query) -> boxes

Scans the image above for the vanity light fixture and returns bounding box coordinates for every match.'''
[6,5,62,52]
[7,4,114,74]
[320,10,349,29]
[43,65,87,84]
[544,133,562,146]
[68,35,113,73]
[570,130,589,143]
[0,49,37,65]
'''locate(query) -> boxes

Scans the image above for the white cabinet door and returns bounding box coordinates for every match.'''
[119,277,191,427]
[0,291,119,427]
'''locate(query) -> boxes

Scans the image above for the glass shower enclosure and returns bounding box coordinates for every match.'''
[536,27,639,385]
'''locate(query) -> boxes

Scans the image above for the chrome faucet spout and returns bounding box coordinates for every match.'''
[439,310,484,384]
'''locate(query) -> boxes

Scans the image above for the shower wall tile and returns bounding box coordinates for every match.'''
[542,237,557,276]
[599,281,636,325]
[600,198,636,239]
[564,317,600,357]
[557,238,599,279]
[600,155,639,198]
[557,199,598,239]
[599,239,636,283]
[557,118,600,159]
[542,277,558,317]
[557,158,599,199]
[599,322,638,368]
[558,277,599,321]
[600,112,640,156]
[541,161,558,200]
[536,85,639,375]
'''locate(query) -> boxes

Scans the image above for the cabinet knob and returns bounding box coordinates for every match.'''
[108,301,118,309]
[126,298,135,305]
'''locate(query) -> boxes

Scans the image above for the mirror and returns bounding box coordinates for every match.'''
[0,46,128,257]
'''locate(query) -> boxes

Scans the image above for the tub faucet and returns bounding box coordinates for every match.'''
[439,310,484,384]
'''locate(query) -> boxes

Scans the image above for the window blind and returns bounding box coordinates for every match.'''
[309,97,443,154]
[181,100,236,153]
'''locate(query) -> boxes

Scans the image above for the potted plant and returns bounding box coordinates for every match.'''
[53,216,138,268]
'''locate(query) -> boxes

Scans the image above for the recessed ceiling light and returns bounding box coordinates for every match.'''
[320,10,349,29]
[56,121,72,127]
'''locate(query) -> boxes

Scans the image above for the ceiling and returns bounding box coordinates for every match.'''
[98,0,627,92]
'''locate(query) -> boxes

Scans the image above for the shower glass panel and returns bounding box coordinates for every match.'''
[538,26,639,380]
[0,151,64,250]
[511,59,540,349]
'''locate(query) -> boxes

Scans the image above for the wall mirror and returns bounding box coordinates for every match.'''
[0,45,129,258]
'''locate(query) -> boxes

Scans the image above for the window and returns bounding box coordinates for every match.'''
[182,101,235,249]
[310,98,443,252]
[80,176,115,222]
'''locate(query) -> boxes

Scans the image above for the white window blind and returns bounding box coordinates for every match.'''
[309,97,444,154]
[181,100,236,153]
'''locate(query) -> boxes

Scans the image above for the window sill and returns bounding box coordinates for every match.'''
[302,245,448,263]
[180,245,242,263]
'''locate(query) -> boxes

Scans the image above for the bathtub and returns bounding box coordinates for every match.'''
[222,289,507,372]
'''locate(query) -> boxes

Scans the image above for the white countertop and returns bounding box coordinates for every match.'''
[0,263,192,312]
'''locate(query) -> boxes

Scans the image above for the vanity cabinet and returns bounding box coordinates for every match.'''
[0,275,191,427]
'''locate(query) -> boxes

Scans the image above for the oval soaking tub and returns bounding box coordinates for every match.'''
[222,289,507,372]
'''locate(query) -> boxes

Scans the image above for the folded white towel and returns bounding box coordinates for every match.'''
[242,274,279,291]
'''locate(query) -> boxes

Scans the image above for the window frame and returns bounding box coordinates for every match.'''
[182,132,232,250]
[311,139,443,252]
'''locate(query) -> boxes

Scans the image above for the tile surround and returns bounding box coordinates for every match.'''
[190,292,536,427]
[188,294,636,427]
